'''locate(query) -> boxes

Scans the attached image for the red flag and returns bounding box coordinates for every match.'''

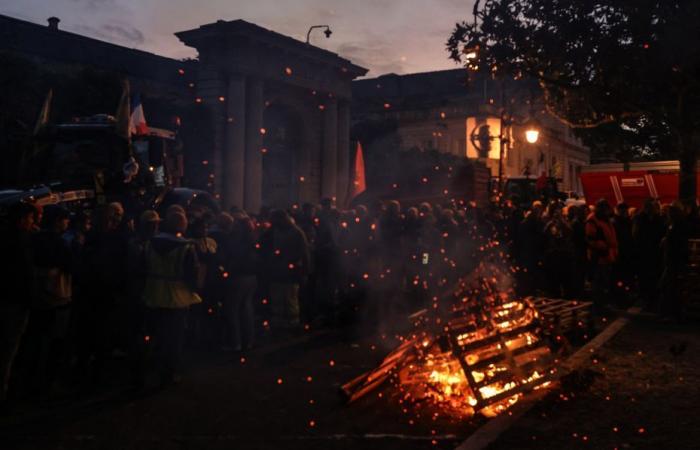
[348,141,366,202]
[535,151,547,191]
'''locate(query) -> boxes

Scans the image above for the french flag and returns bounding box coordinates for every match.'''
[130,93,149,136]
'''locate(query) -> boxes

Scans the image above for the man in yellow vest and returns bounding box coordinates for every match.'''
[142,211,200,386]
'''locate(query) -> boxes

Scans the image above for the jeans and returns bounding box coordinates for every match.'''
[147,308,187,382]
[270,282,300,328]
[225,275,257,350]
[592,263,612,306]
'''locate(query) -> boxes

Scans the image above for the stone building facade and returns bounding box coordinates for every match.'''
[0,14,366,211]
[353,70,590,194]
[1,13,586,206]
[176,20,366,211]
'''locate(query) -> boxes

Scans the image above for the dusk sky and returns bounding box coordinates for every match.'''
[0,0,474,77]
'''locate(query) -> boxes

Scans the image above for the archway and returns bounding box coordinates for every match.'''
[262,103,302,208]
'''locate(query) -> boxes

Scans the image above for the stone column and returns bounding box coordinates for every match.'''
[195,66,226,196]
[335,100,351,206]
[321,99,338,200]
[223,74,246,209]
[244,77,264,213]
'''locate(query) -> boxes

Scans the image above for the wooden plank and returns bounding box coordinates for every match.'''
[348,372,393,403]
[467,340,549,371]
[453,322,538,353]
[457,305,640,450]
[448,331,486,405]
[471,356,552,390]
[474,371,556,410]
[341,338,418,401]
[540,303,592,315]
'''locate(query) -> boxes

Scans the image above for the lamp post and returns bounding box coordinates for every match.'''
[470,111,540,193]
[497,110,508,193]
[306,25,332,44]
[499,115,541,190]
[462,41,540,194]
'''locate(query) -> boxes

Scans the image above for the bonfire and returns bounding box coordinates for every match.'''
[342,262,560,418]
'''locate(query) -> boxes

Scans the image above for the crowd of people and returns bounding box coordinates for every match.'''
[0,193,695,406]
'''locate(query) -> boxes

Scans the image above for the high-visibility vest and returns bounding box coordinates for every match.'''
[142,241,201,309]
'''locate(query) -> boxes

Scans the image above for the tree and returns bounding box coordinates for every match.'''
[448,0,700,201]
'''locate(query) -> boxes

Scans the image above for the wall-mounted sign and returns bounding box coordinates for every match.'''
[620,177,645,187]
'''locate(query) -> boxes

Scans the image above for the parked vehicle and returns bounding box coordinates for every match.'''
[579,160,692,208]
[500,175,565,207]
[157,188,220,216]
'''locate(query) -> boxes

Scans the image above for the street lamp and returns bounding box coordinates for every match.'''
[525,127,540,144]
[524,117,541,144]
[306,25,332,44]
[462,38,481,71]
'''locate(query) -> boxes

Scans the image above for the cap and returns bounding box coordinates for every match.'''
[140,210,161,223]
[165,211,188,234]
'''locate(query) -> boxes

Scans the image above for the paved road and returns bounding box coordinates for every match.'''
[6,309,684,450]
[488,312,700,450]
[1,328,479,450]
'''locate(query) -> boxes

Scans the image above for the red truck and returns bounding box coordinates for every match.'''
[580,160,699,208]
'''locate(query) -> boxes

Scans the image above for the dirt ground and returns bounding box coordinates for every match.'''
[488,312,700,450]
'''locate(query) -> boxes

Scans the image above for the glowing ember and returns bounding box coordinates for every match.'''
[342,264,558,419]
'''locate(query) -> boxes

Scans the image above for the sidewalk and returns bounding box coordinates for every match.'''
[487,312,700,449]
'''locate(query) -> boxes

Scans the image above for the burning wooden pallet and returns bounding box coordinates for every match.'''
[342,297,557,416]
[527,297,593,336]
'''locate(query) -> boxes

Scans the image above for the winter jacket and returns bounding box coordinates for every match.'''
[261,224,310,283]
[585,214,618,264]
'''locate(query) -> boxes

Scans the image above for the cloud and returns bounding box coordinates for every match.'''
[102,23,144,43]
[336,42,407,76]
[74,22,145,45]
[69,0,116,9]
[8,0,476,75]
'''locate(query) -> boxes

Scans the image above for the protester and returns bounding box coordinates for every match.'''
[585,199,618,307]
[542,201,575,298]
[4,185,697,405]
[612,202,634,304]
[0,203,35,404]
[225,215,260,351]
[261,209,310,330]
[566,205,588,297]
[659,201,690,319]
[315,198,341,320]
[142,211,201,386]
[74,202,128,386]
[633,199,665,308]
[125,210,161,388]
[188,216,218,345]
[514,201,544,296]
[26,205,73,394]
